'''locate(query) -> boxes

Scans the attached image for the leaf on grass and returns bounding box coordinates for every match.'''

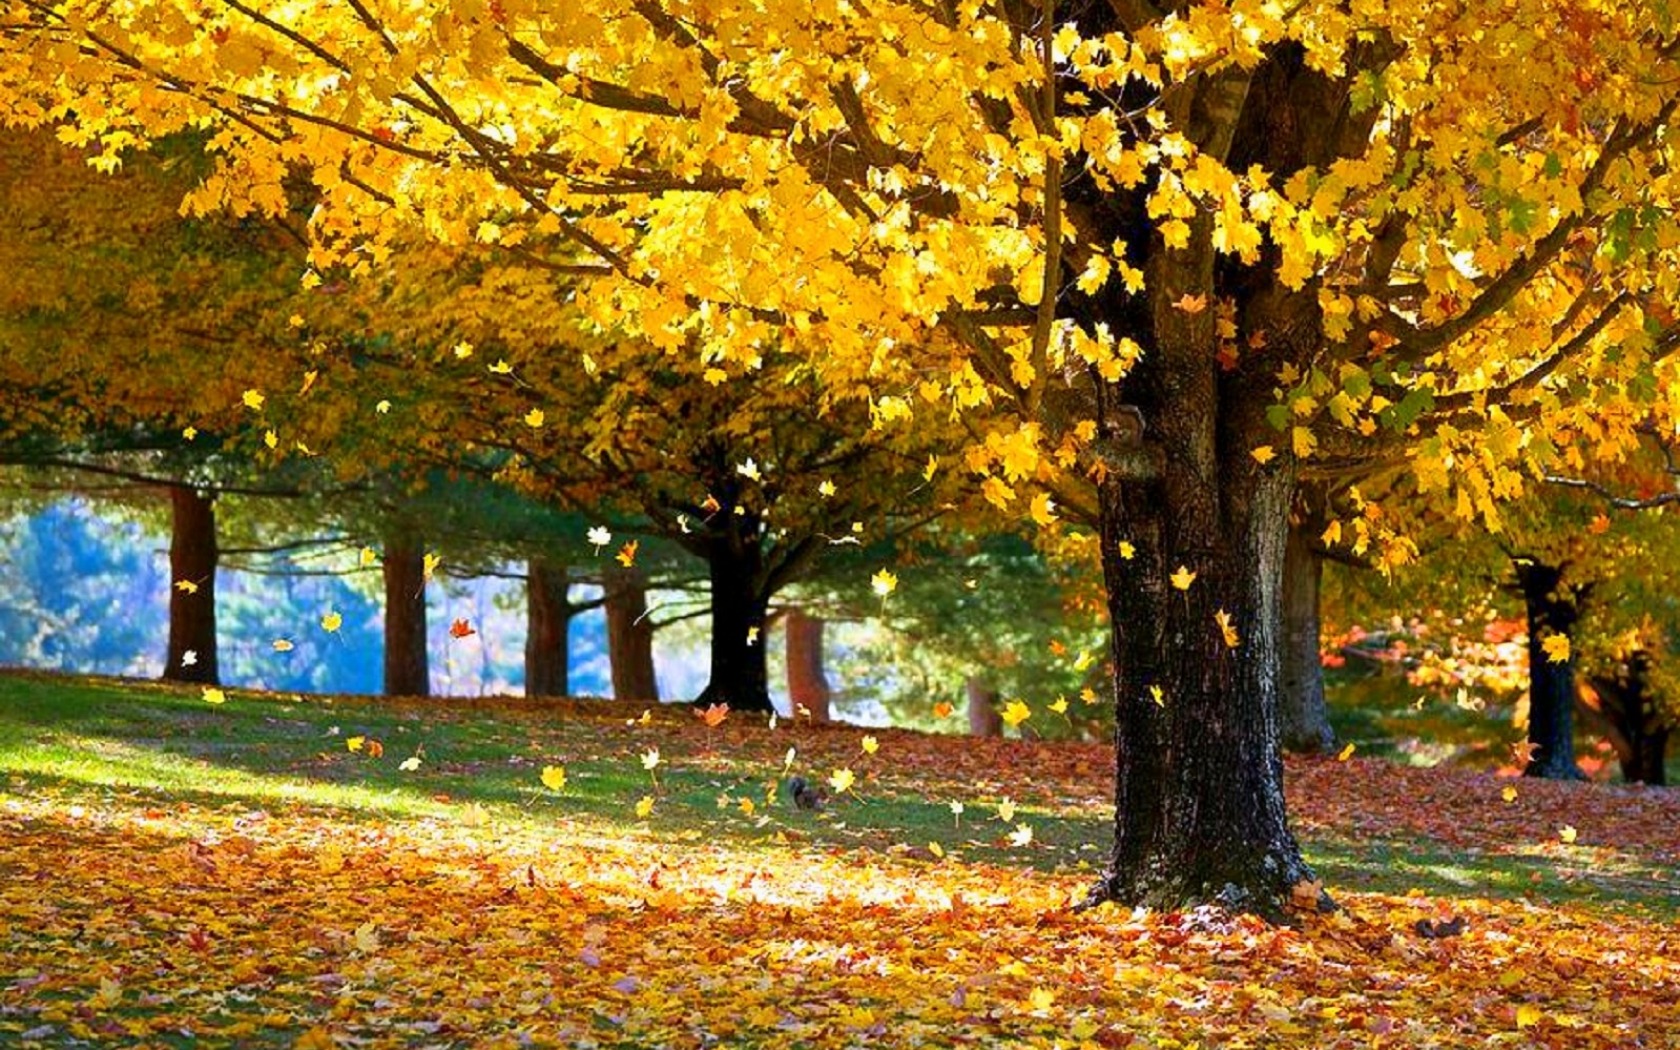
[541,766,567,791]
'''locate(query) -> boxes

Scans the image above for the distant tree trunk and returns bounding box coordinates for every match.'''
[966,677,1002,737]
[1279,523,1335,753]
[525,556,570,698]
[163,485,218,685]
[383,538,429,697]
[1585,650,1670,786]
[694,537,773,712]
[1514,558,1584,780]
[785,608,831,721]
[605,566,658,702]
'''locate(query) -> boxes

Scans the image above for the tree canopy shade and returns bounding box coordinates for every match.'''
[9,0,1680,915]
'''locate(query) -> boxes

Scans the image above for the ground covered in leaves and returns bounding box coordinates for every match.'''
[2,671,1677,1048]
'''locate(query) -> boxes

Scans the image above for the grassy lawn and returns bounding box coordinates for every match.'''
[3,669,1677,1048]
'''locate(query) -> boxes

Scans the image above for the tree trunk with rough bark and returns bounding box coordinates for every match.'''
[694,536,773,712]
[1279,523,1335,753]
[966,677,1002,737]
[605,566,659,702]
[784,608,831,721]
[525,557,571,698]
[163,485,219,685]
[382,538,429,697]
[1585,650,1670,786]
[1513,559,1584,780]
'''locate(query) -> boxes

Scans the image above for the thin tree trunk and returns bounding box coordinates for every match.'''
[1586,650,1670,786]
[525,556,571,698]
[163,485,218,685]
[604,566,658,702]
[694,538,773,712]
[966,677,1002,737]
[1279,523,1335,753]
[784,608,831,721]
[382,538,429,697]
[1514,559,1584,780]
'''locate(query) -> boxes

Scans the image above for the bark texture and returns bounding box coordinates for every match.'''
[1585,650,1671,786]
[1279,523,1335,753]
[163,486,219,685]
[966,677,1002,737]
[382,538,430,697]
[525,557,571,698]
[1513,559,1585,780]
[605,566,659,702]
[693,535,773,712]
[784,608,831,721]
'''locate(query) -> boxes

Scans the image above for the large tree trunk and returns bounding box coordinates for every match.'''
[1585,650,1670,786]
[382,538,429,697]
[784,608,831,721]
[604,566,659,702]
[966,677,1002,737]
[694,538,773,712]
[524,556,571,698]
[1279,523,1335,753]
[163,485,219,685]
[1513,559,1585,780]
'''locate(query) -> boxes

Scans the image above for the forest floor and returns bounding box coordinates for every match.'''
[1,669,1677,1048]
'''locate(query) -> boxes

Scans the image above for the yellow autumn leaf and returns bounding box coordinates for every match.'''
[1321,520,1342,547]
[524,407,545,428]
[616,540,639,567]
[398,756,422,772]
[201,687,226,705]
[871,569,898,598]
[1542,634,1571,663]
[1026,987,1055,1012]
[174,579,199,594]
[861,735,879,755]
[422,552,441,581]
[635,795,655,818]
[1170,565,1196,591]
[1502,785,1519,803]
[1215,609,1240,648]
[641,747,660,771]
[818,479,836,497]
[1000,699,1032,727]
[1009,823,1034,847]
[1048,695,1069,715]
[828,768,856,794]
[996,798,1017,823]
[1516,1004,1543,1028]
[1558,825,1578,844]
[320,610,343,633]
[241,389,264,410]
[928,841,945,858]
[1337,742,1356,762]
[1029,491,1057,526]
[488,359,513,375]
[1251,445,1276,464]
[1117,541,1136,560]
[541,765,567,791]
[346,736,365,752]
[1149,684,1165,707]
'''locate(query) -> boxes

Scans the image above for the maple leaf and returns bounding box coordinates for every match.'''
[871,569,898,599]
[174,579,199,594]
[1170,565,1196,590]
[449,618,475,639]
[180,650,198,667]
[1118,540,1136,560]
[1000,699,1032,727]
[423,552,442,581]
[587,525,611,552]
[635,796,656,819]
[1215,609,1241,648]
[452,340,473,359]
[641,747,660,771]
[359,547,378,567]
[1048,695,1069,715]
[1251,445,1276,464]
[201,687,226,705]
[1541,634,1571,663]
[347,736,365,753]
[1073,649,1096,671]
[1509,739,1539,766]
[241,389,264,410]
[616,540,639,567]
[182,426,198,441]
[735,457,762,481]
[1008,823,1033,847]
[1173,293,1208,314]
[1558,825,1578,844]
[488,358,513,374]
[828,768,856,794]
[1589,513,1610,535]
[375,400,391,414]
[922,455,939,481]
[817,479,836,497]
[524,407,545,428]
[1081,686,1100,704]
[399,756,422,772]
[861,735,879,754]
[541,765,567,791]
[996,798,1017,823]
[695,703,729,727]
[320,610,343,633]
[353,922,380,953]
[1502,785,1520,803]
[933,701,954,718]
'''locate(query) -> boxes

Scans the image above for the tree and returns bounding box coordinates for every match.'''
[14,1,1680,914]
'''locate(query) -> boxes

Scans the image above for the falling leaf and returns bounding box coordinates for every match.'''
[181,650,198,667]
[423,552,442,581]
[738,797,755,816]
[1080,686,1099,704]
[1251,445,1276,464]
[1048,639,1067,657]
[202,687,226,705]
[1589,513,1610,535]
[641,747,661,771]
[1073,649,1096,671]
[1502,785,1519,803]
[1558,825,1578,844]
[933,701,955,718]
[1149,684,1165,707]
[174,579,199,594]
[747,626,760,645]
[1173,292,1208,314]
[828,768,856,794]
[1337,742,1356,762]
[1008,823,1033,846]
[1048,695,1069,715]
[541,765,567,791]
[452,340,474,358]
[696,704,729,727]
[928,841,945,858]
[949,800,965,822]
[871,569,898,599]
[1029,492,1057,526]
[524,407,545,428]
[996,798,1017,823]
[1541,634,1571,663]
[489,358,513,375]
[587,526,612,552]
[1510,739,1539,766]
[449,618,476,639]
[1215,609,1240,648]
[263,430,278,449]
[399,756,422,772]
[818,479,836,497]
[375,399,392,414]
[359,547,378,567]
[272,638,294,652]
[1321,520,1342,547]
[242,389,264,410]
[922,455,939,481]
[320,610,343,633]
[1118,540,1136,560]
[861,735,879,755]
[1170,565,1196,590]
[347,736,365,753]
[182,426,198,441]
[701,494,722,514]
[1516,1004,1543,1028]
[1000,699,1031,727]
[616,540,639,567]
[736,457,762,481]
